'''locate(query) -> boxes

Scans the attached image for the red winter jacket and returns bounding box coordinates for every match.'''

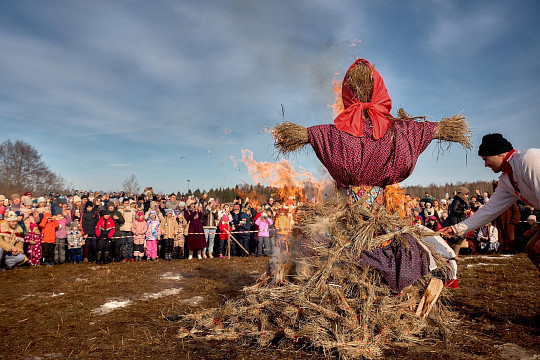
[95,216,115,239]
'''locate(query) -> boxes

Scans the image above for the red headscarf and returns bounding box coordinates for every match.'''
[334,59,393,140]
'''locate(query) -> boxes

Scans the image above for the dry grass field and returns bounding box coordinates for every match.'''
[1,254,538,359]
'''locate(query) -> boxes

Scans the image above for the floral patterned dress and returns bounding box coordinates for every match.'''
[25,232,43,266]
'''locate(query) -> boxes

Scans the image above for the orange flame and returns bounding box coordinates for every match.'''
[329,73,344,117]
[240,149,329,204]
[385,184,406,218]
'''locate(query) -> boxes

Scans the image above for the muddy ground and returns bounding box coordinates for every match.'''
[1,254,538,360]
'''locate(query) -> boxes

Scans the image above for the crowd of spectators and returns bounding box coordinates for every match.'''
[0,186,538,270]
[405,187,539,256]
[0,191,297,269]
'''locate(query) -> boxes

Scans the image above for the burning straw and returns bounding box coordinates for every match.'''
[177,194,456,359]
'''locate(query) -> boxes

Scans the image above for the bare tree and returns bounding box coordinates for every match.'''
[0,140,66,195]
[121,174,140,196]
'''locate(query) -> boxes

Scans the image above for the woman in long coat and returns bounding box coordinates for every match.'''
[184,200,206,259]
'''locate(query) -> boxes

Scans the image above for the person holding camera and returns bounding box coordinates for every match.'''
[255,211,273,257]
[95,209,115,264]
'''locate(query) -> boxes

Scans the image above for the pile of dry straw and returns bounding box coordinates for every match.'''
[178,194,456,359]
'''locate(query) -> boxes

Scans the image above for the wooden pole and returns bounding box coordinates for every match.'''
[229,233,250,255]
[227,234,231,259]
[416,278,444,319]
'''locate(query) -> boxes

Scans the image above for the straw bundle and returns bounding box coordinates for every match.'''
[178,194,456,359]
[433,115,472,149]
[272,121,309,155]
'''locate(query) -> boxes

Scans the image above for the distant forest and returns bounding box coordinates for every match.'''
[186,180,497,204]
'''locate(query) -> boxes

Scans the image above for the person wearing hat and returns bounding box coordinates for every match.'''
[82,201,100,263]
[202,198,219,258]
[39,212,59,265]
[184,200,206,259]
[441,187,471,256]
[160,209,179,261]
[0,211,27,269]
[118,198,136,261]
[441,134,540,271]
[70,195,83,222]
[106,201,125,262]
[9,193,21,212]
[95,209,115,264]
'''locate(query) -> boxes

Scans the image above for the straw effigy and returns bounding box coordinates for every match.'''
[177,193,456,359]
[272,61,471,155]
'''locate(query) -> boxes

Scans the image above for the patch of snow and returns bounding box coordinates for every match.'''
[141,288,182,300]
[465,263,504,268]
[91,288,182,315]
[51,292,65,297]
[180,296,204,305]
[468,255,515,260]
[160,272,184,281]
[91,300,132,315]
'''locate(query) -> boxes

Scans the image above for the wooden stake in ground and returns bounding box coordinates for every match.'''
[416,278,444,319]
[229,233,250,256]
[227,234,231,259]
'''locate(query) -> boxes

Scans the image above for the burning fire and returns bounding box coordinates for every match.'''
[329,73,344,117]
[239,149,331,284]
[385,184,406,218]
[240,149,329,204]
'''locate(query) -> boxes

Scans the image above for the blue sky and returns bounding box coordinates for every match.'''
[1,0,539,194]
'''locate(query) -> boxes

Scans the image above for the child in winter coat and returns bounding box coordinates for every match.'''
[67,222,84,263]
[131,211,147,261]
[54,212,72,264]
[25,223,43,266]
[82,202,100,263]
[172,211,186,259]
[218,214,231,258]
[95,209,115,264]
[145,211,161,261]
[160,209,179,261]
[255,211,273,256]
[39,213,59,266]
[477,222,499,254]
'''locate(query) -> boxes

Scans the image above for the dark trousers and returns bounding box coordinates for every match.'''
[98,238,111,252]
[163,238,174,254]
[239,235,250,257]
[86,237,98,262]
[134,243,144,255]
[42,243,55,263]
[97,238,111,263]
[111,236,125,261]
[219,238,227,256]
[70,248,83,263]
[121,233,134,259]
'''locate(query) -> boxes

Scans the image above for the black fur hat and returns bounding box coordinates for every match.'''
[478,133,513,157]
